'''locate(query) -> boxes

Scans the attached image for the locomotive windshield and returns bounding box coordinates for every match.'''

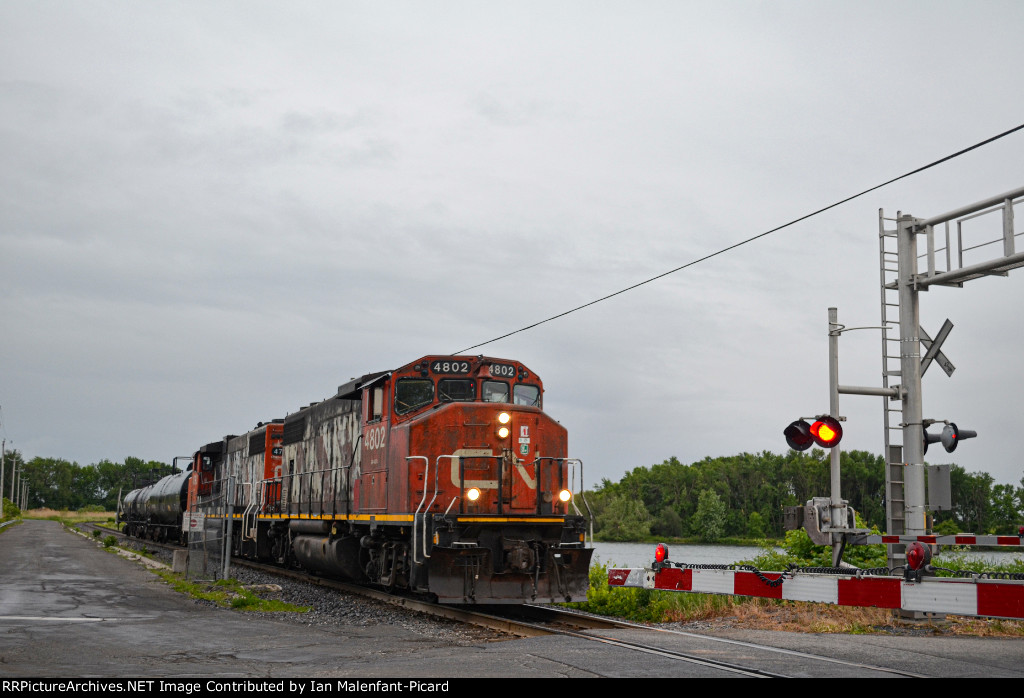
[482,380,509,403]
[395,378,434,414]
[394,372,542,415]
[439,378,475,402]
[514,384,540,407]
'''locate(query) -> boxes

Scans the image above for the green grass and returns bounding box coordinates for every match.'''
[563,560,742,622]
[155,571,310,613]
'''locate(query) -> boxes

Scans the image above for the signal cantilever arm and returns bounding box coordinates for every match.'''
[838,384,900,397]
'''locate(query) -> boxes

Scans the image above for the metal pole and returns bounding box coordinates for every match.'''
[839,385,900,397]
[916,185,1024,228]
[828,308,845,566]
[897,215,927,536]
[1,439,5,506]
[222,476,234,580]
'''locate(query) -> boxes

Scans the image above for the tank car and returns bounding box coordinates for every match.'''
[186,355,593,604]
[119,469,191,544]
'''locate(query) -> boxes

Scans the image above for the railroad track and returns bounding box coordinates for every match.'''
[478,604,929,678]
[79,522,932,677]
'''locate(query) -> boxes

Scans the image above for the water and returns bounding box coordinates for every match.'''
[933,549,1024,566]
[590,541,771,568]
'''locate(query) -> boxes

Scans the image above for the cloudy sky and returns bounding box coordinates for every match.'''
[2,1,1023,495]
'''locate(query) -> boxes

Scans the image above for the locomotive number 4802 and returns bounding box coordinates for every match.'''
[430,360,471,374]
[489,363,516,378]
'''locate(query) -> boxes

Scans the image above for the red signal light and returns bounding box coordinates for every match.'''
[784,420,815,451]
[786,416,843,451]
[810,417,843,448]
[940,423,976,453]
[925,423,977,454]
[654,543,669,564]
[906,541,932,571]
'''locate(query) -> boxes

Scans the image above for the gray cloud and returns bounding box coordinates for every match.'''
[2,1,1023,493]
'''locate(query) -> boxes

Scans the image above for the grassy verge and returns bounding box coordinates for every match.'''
[40,508,308,615]
[564,560,743,623]
[154,571,311,613]
[23,508,117,525]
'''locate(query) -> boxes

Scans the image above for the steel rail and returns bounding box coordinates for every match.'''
[619,620,930,679]
[519,604,929,678]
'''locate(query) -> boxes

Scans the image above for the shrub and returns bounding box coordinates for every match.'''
[2,498,19,521]
[564,560,670,622]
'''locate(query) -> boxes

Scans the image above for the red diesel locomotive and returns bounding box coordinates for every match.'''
[184,355,593,603]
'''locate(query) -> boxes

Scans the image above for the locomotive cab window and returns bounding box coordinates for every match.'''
[395,378,434,415]
[514,384,541,407]
[482,380,509,403]
[438,378,475,402]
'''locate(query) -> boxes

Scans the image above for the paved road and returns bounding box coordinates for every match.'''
[1,520,1021,678]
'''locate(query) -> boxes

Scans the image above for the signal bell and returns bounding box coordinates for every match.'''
[785,417,843,451]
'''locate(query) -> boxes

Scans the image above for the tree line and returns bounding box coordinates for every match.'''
[2,446,1020,537]
[0,450,175,512]
[585,449,1024,541]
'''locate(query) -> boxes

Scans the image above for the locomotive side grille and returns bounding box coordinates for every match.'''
[248,431,267,455]
[283,416,307,445]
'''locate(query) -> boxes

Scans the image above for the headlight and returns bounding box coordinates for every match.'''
[498,412,511,424]
[497,426,510,439]
[467,487,481,502]
[558,489,572,503]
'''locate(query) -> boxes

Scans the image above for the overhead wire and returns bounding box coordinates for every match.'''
[453,121,1024,354]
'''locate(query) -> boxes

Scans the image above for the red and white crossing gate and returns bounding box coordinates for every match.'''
[608,564,1024,620]
[866,533,1024,547]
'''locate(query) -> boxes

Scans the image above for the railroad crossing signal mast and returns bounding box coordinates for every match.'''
[788,186,1024,569]
[609,186,1024,620]
[875,186,1024,565]
[790,187,1024,564]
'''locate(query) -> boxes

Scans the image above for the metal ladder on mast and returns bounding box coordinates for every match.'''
[878,210,905,563]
